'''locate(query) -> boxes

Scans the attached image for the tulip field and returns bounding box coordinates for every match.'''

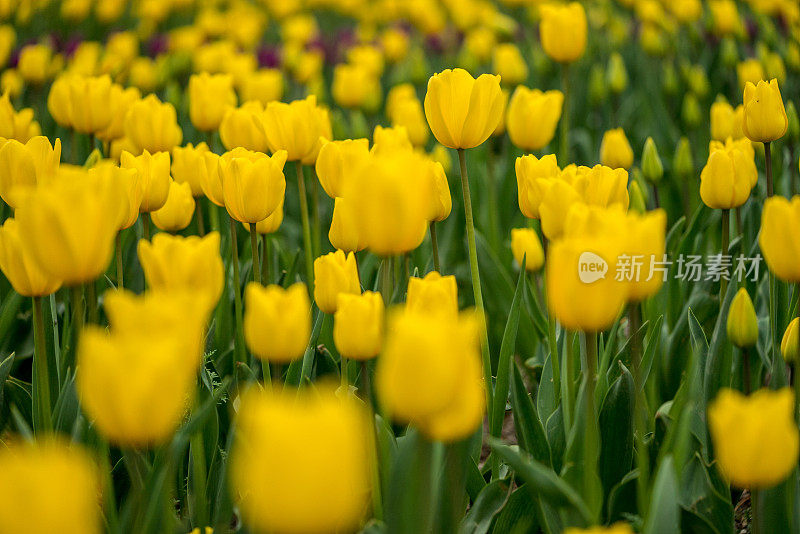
[4,0,800,532]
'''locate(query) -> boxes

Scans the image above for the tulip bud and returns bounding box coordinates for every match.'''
[607,52,628,95]
[720,37,739,68]
[332,63,381,111]
[628,178,647,214]
[0,92,41,143]
[510,228,544,272]
[244,282,311,363]
[760,196,800,283]
[329,197,366,253]
[786,102,800,143]
[151,181,195,233]
[492,43,529,87]
[682,93,702,129]
[0,136,61,208]
[333,291,384,360]
[781,318,799,363]
[315,139,370,199]
[588,64,607,106]
[662,62,679,96]
[313,250,361,314]
[600,128,634,170]
[743,79,788,143]
[673,137,694,179]
[641,137,663,184]
[700,139,757,210]
[727,288,758,348]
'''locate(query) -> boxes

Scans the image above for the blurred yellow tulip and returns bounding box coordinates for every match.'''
[334,291,384,360]
[313,250,361,314]
[244,282,310,363]
[506,87,563,152]
[151,181,195,232]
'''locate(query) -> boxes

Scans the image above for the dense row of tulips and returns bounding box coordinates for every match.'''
[1,0,800,533]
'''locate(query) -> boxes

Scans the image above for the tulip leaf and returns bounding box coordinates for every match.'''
[384,430,436,534]
[545,405,565,475]
[490,486,540,534]
[606,469,638,523]
[286,310,325,386]
[459,479,512,534]
[0,352,14,411]
[703,278,738,405]
[489,438,592,526]
[51,369,80,434]
[537,353,556,424]
[638,314,664,393]
[643,456,680,534]
[598,361,634,498]
[510,359,551,468]
[678,453,733,534]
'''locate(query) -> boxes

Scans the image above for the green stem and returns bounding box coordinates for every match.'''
[86,281,98,324]
[341,353,348,392]
[69,285,84,371]
[99,439,121,534]
[296,162,315,292]
[540,273,561,409]
[229,216,246,373]
[190,418,208,527]
[249,225,261,284]
[142,212,151,241]
[583,331,598,512]
[743,347,751,395]
[765,142,774,197]
[630,304,650,517]
[560,63,571,165]
[563,332,575,432]
[49,294,61,386]
[752,489,761,534]
[310,170,321,258]
[262,359,272,385]
[115,232,124,290]
[32,296,51,434]
[195,201,205,237]
[261,234,270,286]
[457,148,494,426]
[720,209,729,302]
[380,257,393,305]
[361,361,383,520]
[430,222,441,273]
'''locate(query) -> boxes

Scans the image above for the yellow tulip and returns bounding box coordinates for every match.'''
[599,128,634,170]
[332,62,381,110]
[708,388,799,488]
[515,154,560,219]
[389,97,430,148]
[737,58,765,89]
[120,149,171,213]
[0,25,14,69]
[710,0,742,37]
[341,151,430,256]
[371,124,413,155]
[87,160,142,230]
[564,523,634,534]
[137,232,224,314]
[258,95,332,164]
[244,199,284,235]
[376,309,485,442]
[241,68,284,106]
[67,75,113,135]
[0,92,41,142]
[781,318,799,363]
[315,138,370,198]
[104,288,208,369]
[189,72,236,132]
[0,136,60,208]
[329,196,366,253]
[759,195,800,282]
[199,151,224,207]
[17,43,53,84]
[171,142,209,197]
[123,94,183,153]
[313,250,361,314]
[1,69,23,99]
[406,271,458,318]
[539,2,587,63]
[230,387,371,534]
[244,282,310,363]
[426,160,452,222]
[506,87,563,152]
[710,101,745,141]
[727,288,758,349]
[77,324,195,446]
[742,79,788,143]
[493,43,529,86]
[151,181,195,232]
[386,83,417,120]
[575,165,630,210]
[334,291,384,360]
[219,148,287,224]
[15,170,119,286]
[97,84,141,142]
[219,101,269,153]
[347,44,384,77]
[538,178,583,241]
[0,439,101,534]
[700,140,757,210]
[0,218,61,297]
[511,228,544,272]
[381,27,409,63]
[423,68,504,150]
[47,74,74,130]
[624,209,667,301]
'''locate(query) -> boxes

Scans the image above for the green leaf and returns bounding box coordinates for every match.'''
[599,362,634,497]
[510,360,551,468]
[644,456,680,534]
[679,453,733,534]
[491,487,540,534]
[385,430,435,534]
[460,479,512,534]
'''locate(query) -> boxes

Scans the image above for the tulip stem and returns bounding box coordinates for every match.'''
[341,355,348,392]
[115,232,124,290]
[86,281,98,324]
[563,332,575,432]
[457,148,494,430]
[189,412,208,527]
[630,303,650,517]
[261,234,270,286]
[32,296,51,434]
[430,222,441,273]
[751,489,762,534]
[560,63,571,165]
[195,203,205,237]
[99,439,121,534]
[249,225,261,285]
[229,216,246,374]
[539,272,561,408]
[720,209,730,302]
[296,163,315,292]
[743,347,752,395]
[380,257,393,304]
[583,330,598,514]
[310,170,321,258]
[69,285,84,371]
[765,142,774,197]
[142,213,151,241]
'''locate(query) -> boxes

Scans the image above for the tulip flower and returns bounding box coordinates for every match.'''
[743,79,788,144]
[538,178,583,240]
[138,232,224,315]
[329,197,366,253]
[515,154,560,219]
[0,92,41,142]
[781,318,799,363]
[188,72,236,132]
[0,136,60,208]
[199,151,224,207]
[315,138,370,198]
[77,324,196,446]
[219,101,269,153]
[0,440,101,534]
[389,97,429,148]
[539,2,587,64]
[313,250,361,315]
[67,75,113,135]
[624,209,667,302]
[710,0,742,36]
[406,271,458,318]
[0,218,61,297]
[423,68,503,150]
[700,139,757,210]
[376,309,485,442]
[371,124,414,154]
[506,87,563,152]
[46,74,74,130]
[219,148,287,224]
[244,282,310,364]
[563,524,634,534]
[151,181,195,233]
[241,68,284,106]
[710,100,744,141]
[334,291,384,360]
[332,62,381,110]
[230,387,370,534]
[123,94,183,154]
[257,95,332,164]
[759,195,800,282]
[120,149,170,240]
[97,84,140,143]
[17,43,52,84]
[510,228,544,272]
[492,43,528,87]
[727,288,758,349]
[708,388,799,489]
[599,129,634,170]
[171,142,209,198]
[88,161,141,231]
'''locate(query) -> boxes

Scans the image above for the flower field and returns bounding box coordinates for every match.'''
[1,0,800,533]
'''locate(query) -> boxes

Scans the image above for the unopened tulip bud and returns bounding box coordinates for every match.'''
[781,318,799,363]
[786,101,799,143]
[628,179,647,214]
[588,65,607,106]
[607,53,628,95]
[727,288,758,349]
[510,228,544,272]
[641,137,663,184]
[682,94,702,129]
[720,37,739,69]
[673,137,694,179]
[743,79,788,143]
